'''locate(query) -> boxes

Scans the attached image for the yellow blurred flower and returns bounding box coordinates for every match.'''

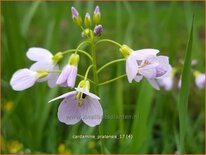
[0,135,5,152]
[88,140,96,149]
[4,101,13,112]
[8,140,23,153]
[58,143,71,154]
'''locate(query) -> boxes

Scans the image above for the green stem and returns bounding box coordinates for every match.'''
[97,58,126,74]
[84,65,93,80]
[90,38,105,154]
[96,39,122,47]
[98,74,127,86]
[62,49,93,62]
[75,40,90,54]
[77,74,95,84]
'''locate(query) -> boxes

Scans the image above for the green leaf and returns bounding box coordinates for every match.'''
[178,15,194,153]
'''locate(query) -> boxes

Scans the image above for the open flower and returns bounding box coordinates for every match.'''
[194,72,205,89]
[10,69,48,91]
[120,45,171,90]
[56,53,79,88]
[49,80,103,127]
[157,75,173,91]
[26,47,63,88]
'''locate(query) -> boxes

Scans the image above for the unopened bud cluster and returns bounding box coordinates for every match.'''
[71,6,103,38]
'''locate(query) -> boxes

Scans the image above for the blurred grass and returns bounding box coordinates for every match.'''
[1,1,205,154]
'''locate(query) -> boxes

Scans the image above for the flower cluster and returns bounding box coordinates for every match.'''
[10,6,174,127]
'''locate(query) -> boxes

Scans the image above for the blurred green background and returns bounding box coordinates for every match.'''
[1,1,205,154]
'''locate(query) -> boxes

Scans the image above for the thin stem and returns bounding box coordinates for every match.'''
[97,58,126,74]
[84,65,93,80]
[75,40,90,54]
[90,37,105,154]
[96,39,122,47]
[62,49,93,62]
[77,74,95,84]
[98,74,127,86]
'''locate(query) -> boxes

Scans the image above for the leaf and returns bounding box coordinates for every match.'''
[178,15,194,153]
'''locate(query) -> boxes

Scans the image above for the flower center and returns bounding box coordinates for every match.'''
[75,92,87,107]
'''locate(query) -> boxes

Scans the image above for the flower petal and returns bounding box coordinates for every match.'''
[132,49,159,60]
[58,98,81,125]
[48,91,76,103]
[195,74,205,89]
[147,79,160,90]
[80,97,103,127]
[67,66,77,88]
[126,55,138,83]
[56,65,71,87]
[75,88,100,100]
[47,65,59,88]
[26,47,53,61]
[134,75,143,82]
[139,63,157,79]
[10,69,37,91]
[30,60,54,71]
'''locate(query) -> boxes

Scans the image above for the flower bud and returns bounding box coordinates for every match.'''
[93,6,101,25]
[37,70,49,79]
[119,45,133,58]
[84,12,92,28]
[94,24,103,36]
[52,52,63,64]
[78,80,90,91]
[71,7,82,26]
[82,28,91,38]
[68,53,80,66]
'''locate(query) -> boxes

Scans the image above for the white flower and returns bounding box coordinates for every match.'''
[122,47,171,90]
[56,53,79,88]
[157,75,173,91]
[195,73,205,89]
[56,64,77,88]
[26,47,62,88]
[10,69,48,91]
[49,80,103,127]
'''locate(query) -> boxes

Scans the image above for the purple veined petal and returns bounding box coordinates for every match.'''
[195,73,205,89]
[10,69,38,91]
[47,65,59,88]
[134,75,143,82]
[126,55,138,83]
[147,78,160,90]
[139,63,158,79]
[156,64,172,79]
[48,91,76,103]
[58,98,81,125]
[56,65,72,86]
[75,88,100,100]
[26,47,53,61]
[67,66,77,88]
[80,96,103,127]
[132,49,159,60]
